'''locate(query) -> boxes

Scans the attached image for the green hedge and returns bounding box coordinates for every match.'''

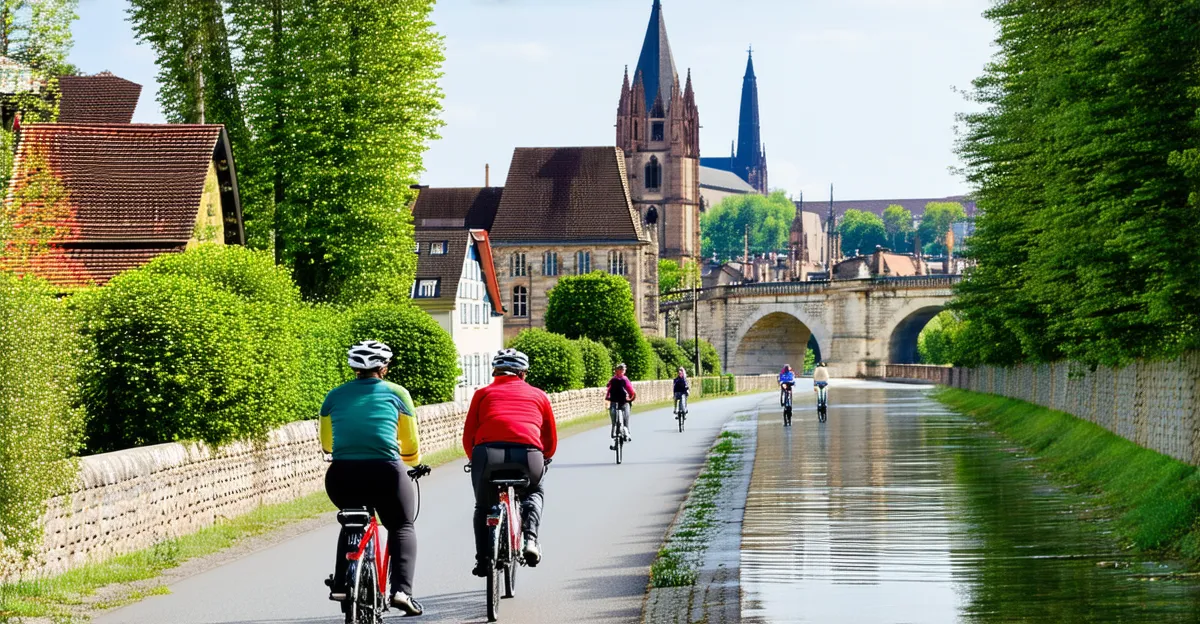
[575,337,611,388]
[681,338,722,376]
[141,244,301,307]
[0,274,84,558]
[507,329,583,393]
[649,336,691,377]
[77,270,303,452]
[298,304,353,418]
[349,303,459,405]
[701,374,736,395]
[545,272,654,380]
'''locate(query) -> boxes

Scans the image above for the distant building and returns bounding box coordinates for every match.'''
[834,248,929,280]
[698,165,757,211]
[485,146,658,338]
[700,50,768,195]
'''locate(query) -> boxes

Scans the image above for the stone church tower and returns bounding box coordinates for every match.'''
[616,0,702,265]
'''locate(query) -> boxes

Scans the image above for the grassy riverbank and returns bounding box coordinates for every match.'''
[937,388,1200,562]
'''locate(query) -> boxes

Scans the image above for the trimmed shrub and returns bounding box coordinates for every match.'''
[0,274,84,560]
[507,329,584,393]
[681,338,722,375]
[575,337,611,388]
[298,304,354,418]
[77,270,303,452]
[545,272,653,380]
[701,374,736,395]
[649,336,691,376]
[141,244,301,307]
[349,303,458,405]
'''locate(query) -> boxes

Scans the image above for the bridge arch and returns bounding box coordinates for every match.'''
[728,305,832,375]
[885,303,946,364]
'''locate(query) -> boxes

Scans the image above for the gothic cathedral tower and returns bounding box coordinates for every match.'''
[616,0,701,265]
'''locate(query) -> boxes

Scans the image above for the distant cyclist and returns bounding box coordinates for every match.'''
[462,349,558,577]
[607,363,637,445]
[778,364,796,405]
[320,341,427,616]
[673,367,690,414]
[813,362,830,404]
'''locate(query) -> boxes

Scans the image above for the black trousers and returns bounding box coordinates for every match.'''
[469,443,545,562]
[325,460,417,595]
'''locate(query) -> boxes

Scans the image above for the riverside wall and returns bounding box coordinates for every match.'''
[874,356,1200,466]
[17,375,777,579]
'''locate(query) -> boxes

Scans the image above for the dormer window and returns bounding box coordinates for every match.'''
[645,156,662,190]
[430,241,447,255]
[651,122,664,142]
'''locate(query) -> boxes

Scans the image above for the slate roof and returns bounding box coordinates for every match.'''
[58,73,142,124]
[699,166,757,194]
[634,0,678,112]
[413,228,504,314]
[797,196,978,226]
[6,123,242,287]
[490,147,643,244]
[411,187,502,231]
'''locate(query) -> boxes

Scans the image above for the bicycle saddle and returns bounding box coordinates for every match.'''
[337,508,373,527]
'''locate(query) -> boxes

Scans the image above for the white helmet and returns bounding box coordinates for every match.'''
[492,348,529,372]
[347,341,393,370]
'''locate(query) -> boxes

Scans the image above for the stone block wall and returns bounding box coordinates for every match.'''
[15,375,773,580]
[878,356,1200,466]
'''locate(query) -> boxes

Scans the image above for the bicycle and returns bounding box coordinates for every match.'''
[674,394,688,432]
[781,384,793,426]
[610,402,629,464]
[465,459,549,622]
[326,464,431,624]
[816,382,828,423]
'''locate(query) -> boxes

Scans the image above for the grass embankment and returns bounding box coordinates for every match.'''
[937,388,1200,562]
[649,430,743,587]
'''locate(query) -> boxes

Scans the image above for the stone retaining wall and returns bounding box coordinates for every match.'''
[875,357,1200,466]
[16,376,775,580]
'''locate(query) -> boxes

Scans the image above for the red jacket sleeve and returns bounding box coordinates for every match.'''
[540,392,558,458]
[463,388,485,456]
[624,378,636,400]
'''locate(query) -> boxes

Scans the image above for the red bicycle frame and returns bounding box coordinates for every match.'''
[346,516,389,595]
[486,488,522,555]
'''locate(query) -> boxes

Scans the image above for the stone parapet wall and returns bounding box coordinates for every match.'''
[875,357,1200,466]
[17,376,773,580]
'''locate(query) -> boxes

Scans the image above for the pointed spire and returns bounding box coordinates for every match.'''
[735,47,762,187]
[635,0,679,114]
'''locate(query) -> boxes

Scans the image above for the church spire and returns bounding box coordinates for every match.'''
[634,0,679,114]
[735,48,763,186]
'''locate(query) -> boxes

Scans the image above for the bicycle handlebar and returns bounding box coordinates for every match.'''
[407,464,432,480]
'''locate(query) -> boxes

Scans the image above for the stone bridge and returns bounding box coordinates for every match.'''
[664,276,961,378]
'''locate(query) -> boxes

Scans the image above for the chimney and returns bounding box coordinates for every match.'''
[485,163,490,187]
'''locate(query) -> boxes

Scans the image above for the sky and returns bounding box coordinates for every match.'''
[69,0,996,200]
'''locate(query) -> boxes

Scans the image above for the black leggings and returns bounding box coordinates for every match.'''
[470,444,545,562]
[325,460,417,595]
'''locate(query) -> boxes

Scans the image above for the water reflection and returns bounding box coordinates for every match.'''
[740,383,1200,623]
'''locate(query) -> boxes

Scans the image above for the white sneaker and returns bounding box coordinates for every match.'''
[523,538,542,566]
[621,426,632,442]
[391,591,424,616]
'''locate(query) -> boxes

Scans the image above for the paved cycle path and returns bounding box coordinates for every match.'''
[96,391,778,624]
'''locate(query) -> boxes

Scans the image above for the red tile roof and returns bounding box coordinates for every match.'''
[411,187,502,231]
[5,124,239,287]
[57,73,142,124]
[490,147,643,243]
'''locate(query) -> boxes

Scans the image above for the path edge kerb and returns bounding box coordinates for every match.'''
[642,407,759,624]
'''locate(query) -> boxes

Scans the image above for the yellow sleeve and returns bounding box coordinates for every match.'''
[319,415,333,454]
[392,384,422,467]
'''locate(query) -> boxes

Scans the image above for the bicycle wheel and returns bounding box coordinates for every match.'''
[678,413,685,433]
[615,435,623,465]
[504,556,517,598]
[487,518,502,621]
[347,539,381,624]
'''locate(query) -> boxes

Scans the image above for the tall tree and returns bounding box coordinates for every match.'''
[0,0,77,73]
[881,204,913,251]
[700,191,795,261]
[917,202,966,256]
[837,209,888,257]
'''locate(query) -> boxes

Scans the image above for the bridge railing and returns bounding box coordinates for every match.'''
[872,363,954,384]
[660,275,962,308]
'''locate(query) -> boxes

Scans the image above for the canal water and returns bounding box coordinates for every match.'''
[740,381,1200,623]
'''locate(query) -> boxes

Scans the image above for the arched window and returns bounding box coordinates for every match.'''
[608,250,627,276]
[646,205,659,225]
[645,156,662,190]
[510,252,527,277]
[512,286,528,318]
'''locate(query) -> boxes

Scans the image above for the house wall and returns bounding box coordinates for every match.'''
[493,242,648,340]
[187,163,224,247]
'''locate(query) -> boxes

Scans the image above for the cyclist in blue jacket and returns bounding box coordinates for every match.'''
[778,365,796,406]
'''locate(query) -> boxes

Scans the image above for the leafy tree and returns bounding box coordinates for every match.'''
[0,0,77,73]
[574,337,611,388]
[130,0,445,304]
[882,204,914,252]
[701,191,795,261]
[680,338,721,375]
[837,209,887,257]
[917,202,966,256]
[917,311,964,365]
[648,336,690,377]
[507,329,583,393]
[544,272,654,380]
[0,145,69,271]
[658,258,699,296]
[349,302,459,404]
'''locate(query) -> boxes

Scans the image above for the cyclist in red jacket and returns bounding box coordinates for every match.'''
[462,349,558,577]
